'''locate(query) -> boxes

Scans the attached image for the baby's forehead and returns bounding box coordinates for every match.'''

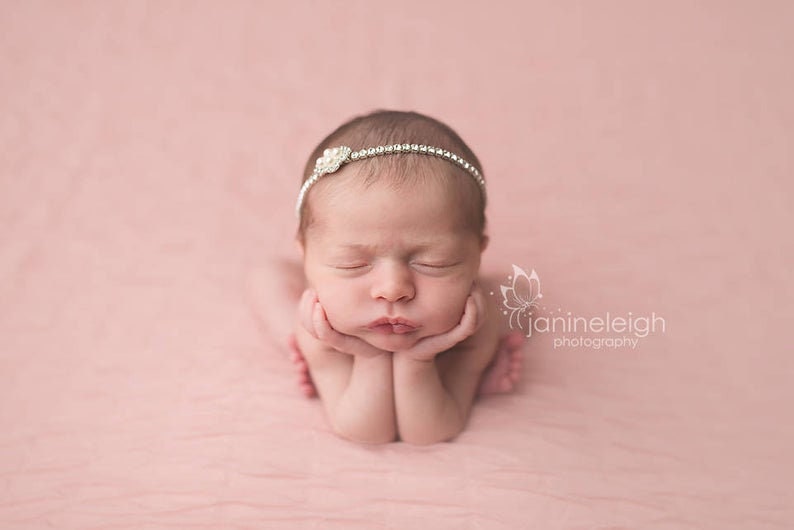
[301,156,485,238]
[309,218,477,256]
[350,154,454,180]
[314,170,468,223]
[312,167,456,213]
[342,156,469,195]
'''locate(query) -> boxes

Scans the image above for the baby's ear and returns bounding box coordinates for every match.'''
[480,234,490,253]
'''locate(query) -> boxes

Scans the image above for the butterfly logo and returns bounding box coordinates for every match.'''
[499,265,542,337]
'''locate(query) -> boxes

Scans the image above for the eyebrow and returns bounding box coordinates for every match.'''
[334,241,455,254]
[336,243,376,253]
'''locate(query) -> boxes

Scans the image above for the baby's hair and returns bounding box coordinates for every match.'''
[298,110,486,240]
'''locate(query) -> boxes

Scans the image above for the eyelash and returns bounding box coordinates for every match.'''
[412,261,458,270]
[335,264,369,270]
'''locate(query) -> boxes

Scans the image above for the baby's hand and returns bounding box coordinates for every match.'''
[299,289,389,358]
[396,284,485,363]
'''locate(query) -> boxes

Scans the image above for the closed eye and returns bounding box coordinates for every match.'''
[412,262,459,271]
[333,263,370,270]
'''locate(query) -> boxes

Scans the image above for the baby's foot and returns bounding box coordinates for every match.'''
[478,331,524,395]
[288,334,317,398]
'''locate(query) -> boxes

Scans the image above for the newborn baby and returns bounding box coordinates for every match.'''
[252,110,523,445]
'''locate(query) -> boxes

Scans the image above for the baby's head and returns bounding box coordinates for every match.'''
[296,110,489,351]
[297,110,486,243]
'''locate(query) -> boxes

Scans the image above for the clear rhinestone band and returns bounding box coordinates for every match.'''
[296,144,485,217]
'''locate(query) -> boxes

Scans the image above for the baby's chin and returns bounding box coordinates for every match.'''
[358,330,423,353]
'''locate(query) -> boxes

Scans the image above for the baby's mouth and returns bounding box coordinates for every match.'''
[367,317,419,335]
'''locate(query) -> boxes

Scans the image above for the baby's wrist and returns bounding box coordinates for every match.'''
[355,348,392,360]
[393,350,435,365]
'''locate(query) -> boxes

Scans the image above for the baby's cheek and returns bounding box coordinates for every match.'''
[426,284,472,332]
[315,286,358,333]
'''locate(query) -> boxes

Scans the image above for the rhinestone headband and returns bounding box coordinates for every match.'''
[295,144,486,217]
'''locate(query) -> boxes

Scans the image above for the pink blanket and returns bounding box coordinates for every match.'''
[1,2,791,528]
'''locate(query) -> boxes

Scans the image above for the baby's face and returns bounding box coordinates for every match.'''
[300,168,485,352]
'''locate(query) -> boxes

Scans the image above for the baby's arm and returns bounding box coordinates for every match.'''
[296,290,396,444]
[393,286,499,445]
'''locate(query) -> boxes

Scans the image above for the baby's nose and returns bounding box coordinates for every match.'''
[371,263,415,303]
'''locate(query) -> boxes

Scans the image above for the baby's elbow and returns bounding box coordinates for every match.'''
[333,419,397,445]
[345,430,398,445]
[399,421,465,446]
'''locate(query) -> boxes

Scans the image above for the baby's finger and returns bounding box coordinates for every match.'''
[312,301,331,340]
[315,315,385,357]
[399,296,480,360]
[299,289,318,337]
[457,295,479,339]
[471,289,486,331]
[306,298,387,357]
[321,323,383,357]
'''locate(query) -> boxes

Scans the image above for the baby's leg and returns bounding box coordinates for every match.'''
[247,258,304,347]
[473,273,525,395]
[247,258,317,396]
[477,331,524,395]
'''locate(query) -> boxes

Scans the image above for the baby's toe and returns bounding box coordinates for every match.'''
[505,331,524,348]
[509,370,521,384]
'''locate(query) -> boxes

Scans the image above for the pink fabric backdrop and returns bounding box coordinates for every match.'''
[1,2,791,528]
